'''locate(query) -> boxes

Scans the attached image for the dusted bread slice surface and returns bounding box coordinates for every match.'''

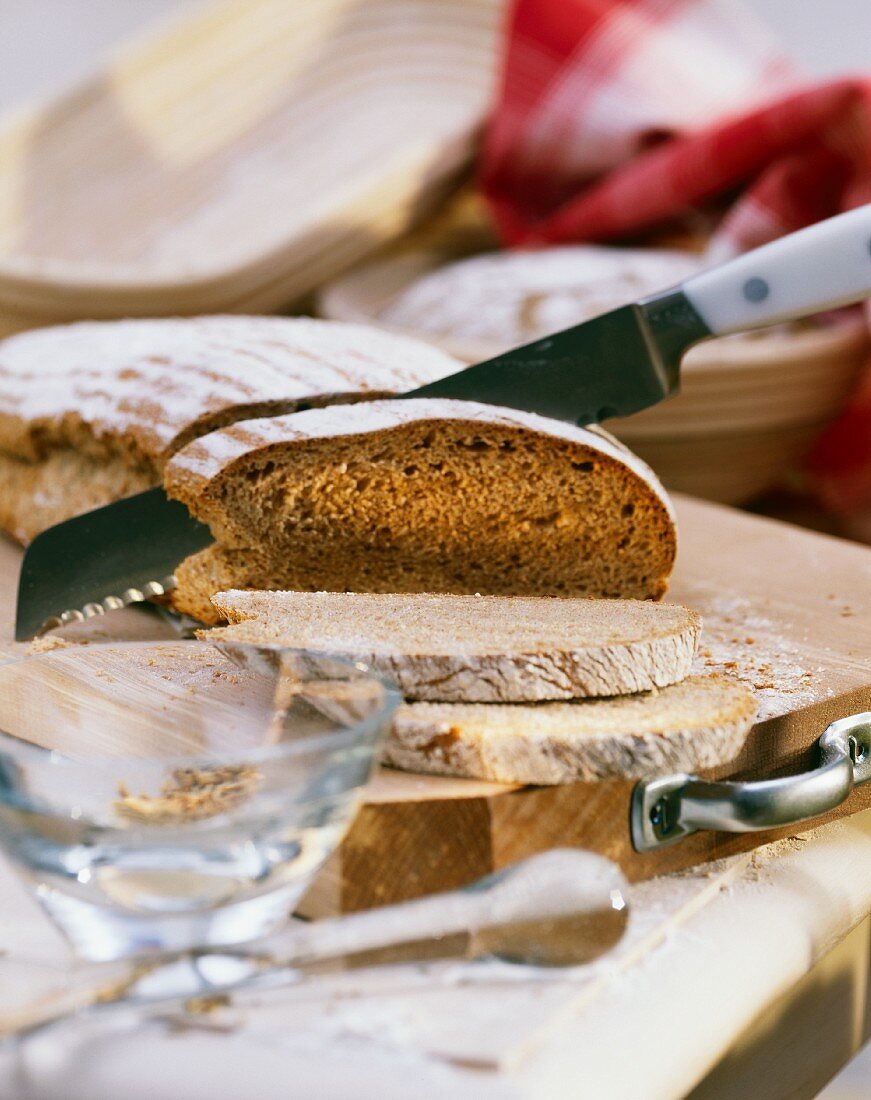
[0,316,459,543]
[165,398,677,624]
[387,674,757,784]
[208,590,701,702]
[380,245,701,353]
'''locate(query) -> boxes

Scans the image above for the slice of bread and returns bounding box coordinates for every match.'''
[164,398,677,624]
[0,316,458,543]
[207,590,701,702]
[386,674,757,783]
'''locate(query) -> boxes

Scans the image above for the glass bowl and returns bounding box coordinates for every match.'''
[0,640,400,961]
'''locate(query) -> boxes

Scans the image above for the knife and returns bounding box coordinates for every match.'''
[16,204,871,639]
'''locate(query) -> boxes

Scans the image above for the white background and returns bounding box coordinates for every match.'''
[0,0,870,111]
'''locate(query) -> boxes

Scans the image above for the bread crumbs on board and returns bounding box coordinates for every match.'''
[689,592,825,720]
[26,635,88,655]
[114,764,261,824]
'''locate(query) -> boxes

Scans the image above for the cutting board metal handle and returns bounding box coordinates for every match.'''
[631,712,871,852]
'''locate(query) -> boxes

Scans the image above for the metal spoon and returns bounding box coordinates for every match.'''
[0,848,628,1044]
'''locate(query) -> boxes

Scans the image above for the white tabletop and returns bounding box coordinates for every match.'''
[1,807,870,1099]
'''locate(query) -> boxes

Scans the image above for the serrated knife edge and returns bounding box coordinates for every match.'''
[32,575,178,637]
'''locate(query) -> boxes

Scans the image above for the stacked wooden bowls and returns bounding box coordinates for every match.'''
[0,0,503,335]
[318,249,869,504]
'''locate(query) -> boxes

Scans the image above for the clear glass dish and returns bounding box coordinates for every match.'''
[0,640,400,961]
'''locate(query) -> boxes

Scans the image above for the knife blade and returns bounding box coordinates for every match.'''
[408,290,710,420]
[15,490,212,641]
[16,201,871,638]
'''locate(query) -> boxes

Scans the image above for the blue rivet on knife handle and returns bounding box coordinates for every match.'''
[743,277,769,303]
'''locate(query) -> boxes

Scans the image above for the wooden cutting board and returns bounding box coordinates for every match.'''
[301,495,871,914]
[1,495,869,916]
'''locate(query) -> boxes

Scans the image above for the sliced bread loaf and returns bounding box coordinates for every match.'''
[207,590,701,702]
[386,674,758,783]
[164,398,677,624]
[0,316,458,543]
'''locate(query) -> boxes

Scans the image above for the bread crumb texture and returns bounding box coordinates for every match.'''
[166,399,677,623]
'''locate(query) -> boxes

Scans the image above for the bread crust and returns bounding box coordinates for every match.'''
[380,245,702,355]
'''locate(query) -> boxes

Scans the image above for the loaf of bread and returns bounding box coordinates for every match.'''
[0,316,459,543]
[164,398,677,623]
[386,674,757,783]
[378,246,701,358]
[207,590,700,702]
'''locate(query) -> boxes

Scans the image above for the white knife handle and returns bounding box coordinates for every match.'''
[680,204,871,335]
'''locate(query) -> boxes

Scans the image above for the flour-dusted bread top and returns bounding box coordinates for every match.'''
[0,316,461,462]
[164,398,678,623]
[166,397,675,517]
[379,246,701,355]
[387,674,758,783]
[207,591,701,702]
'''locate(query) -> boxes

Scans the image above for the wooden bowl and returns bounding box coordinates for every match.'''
[0,0,503,325]
[625,425,827,504]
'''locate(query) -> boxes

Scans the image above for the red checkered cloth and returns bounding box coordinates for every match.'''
[479,0,871,515]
